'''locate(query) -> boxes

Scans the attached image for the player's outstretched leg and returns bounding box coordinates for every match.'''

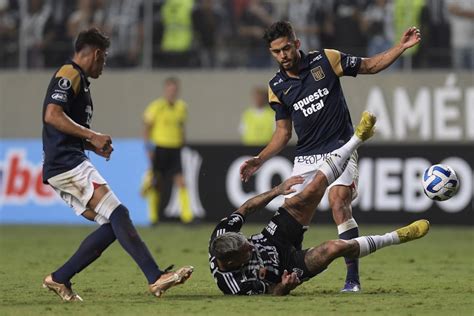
[355,220,430,257]
[303,220,430,282]
[319,111,376,184]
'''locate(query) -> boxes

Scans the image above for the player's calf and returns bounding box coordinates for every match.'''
[319,112,376,184]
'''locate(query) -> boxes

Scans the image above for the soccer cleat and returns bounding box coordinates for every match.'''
[395,220,430,244]
[355,111,377,141]
[149,266,194,297]
[341,280,361,293]
[42,274,83,302]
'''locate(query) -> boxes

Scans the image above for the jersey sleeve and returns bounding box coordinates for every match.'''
[324,49,361,77]
[268,85,290,120]
[215,272,268,295]
[210,212,245,243]
[44,65,81,108]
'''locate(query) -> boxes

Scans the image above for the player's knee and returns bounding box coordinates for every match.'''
[94,191,122,219]
[326,240,349,257]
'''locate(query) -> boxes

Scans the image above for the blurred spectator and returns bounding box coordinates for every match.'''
[364,0,394,58]
[154,0,197,68]
[239,86,274,146]
[142,77,193,225]
[67,0,106,40]
[192,0,220,67]
[0,0,18,68]
[237,0,274,68]
[446,0,474,69]
[418,0,451,68]
[105,0,144,67]
[286,0,321,52]
[330,0,368,57]
[44,0,75,67]
[20,0,54,68]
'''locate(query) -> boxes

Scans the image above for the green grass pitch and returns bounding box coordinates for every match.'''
[1,223,472,315]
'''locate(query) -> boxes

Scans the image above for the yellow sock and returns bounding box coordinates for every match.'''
[178,187,193,224]
[147,189,160,225]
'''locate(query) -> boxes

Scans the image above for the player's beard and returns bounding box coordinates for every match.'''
[280,58,297,72]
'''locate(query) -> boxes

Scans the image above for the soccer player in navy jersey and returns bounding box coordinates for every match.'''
[212,112,429,295]
[41,28,192,301]
[240,21,421,292]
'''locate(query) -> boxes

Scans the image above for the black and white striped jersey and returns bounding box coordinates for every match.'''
[208,213,282,295]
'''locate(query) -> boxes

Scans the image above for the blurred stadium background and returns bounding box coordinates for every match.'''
[0,0,472,226]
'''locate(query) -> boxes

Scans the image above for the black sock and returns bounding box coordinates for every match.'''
[339,226,360,283]
[109,204,162,284]
[52,223,116,287]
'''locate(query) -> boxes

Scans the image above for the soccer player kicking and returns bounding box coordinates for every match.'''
[209,112,429,295]
[240,21,422,292]
[41,28,192,302]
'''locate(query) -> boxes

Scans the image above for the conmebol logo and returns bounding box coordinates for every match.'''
[0,150,60,206]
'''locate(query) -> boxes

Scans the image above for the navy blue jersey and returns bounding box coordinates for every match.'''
[268,50,361,156]
[209,213,281,295]
[42,61,93,182]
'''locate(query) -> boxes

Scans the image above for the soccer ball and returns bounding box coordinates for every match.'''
[422,164,459,201]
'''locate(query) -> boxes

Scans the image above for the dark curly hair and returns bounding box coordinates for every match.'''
[75,28,110,53]
[263,21,296,46]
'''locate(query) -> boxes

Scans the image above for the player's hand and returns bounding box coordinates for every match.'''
[240,156,263,182]
[278,176,304,195]
[281,270,300,291]
[400,26,421,50]
[89,132,114,160]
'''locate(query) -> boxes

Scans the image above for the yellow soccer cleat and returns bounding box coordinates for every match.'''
[355,111,377,141]
[395,219,430,244]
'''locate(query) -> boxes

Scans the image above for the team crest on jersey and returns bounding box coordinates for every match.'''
[311,66,325,81]
[58,78,71,90]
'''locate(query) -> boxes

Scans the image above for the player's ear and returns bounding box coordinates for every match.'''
[294,39,301,50]
[94,49,101,61]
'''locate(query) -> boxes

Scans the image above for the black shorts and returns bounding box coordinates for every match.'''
[152,146,182,177]
[262,207,320,281]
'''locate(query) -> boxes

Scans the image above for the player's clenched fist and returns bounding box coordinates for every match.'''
[88,132,113,159]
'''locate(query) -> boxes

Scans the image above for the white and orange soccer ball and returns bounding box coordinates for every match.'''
[422,164,459,201]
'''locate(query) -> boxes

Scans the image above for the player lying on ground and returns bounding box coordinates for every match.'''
[209,112,429,295]
[41,28,192,302]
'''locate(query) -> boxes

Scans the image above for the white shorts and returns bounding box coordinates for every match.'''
[286,151,359,200]
[48,160,107,216]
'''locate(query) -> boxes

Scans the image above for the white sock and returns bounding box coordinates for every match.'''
[355,232,400,258]
[337,218,358,235]
[319,135,362,184]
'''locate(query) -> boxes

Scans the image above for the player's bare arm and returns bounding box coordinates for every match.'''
[240,118,292,182]
[44,103,113,158]
[235,175,304,218]
[359,26,421,74]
